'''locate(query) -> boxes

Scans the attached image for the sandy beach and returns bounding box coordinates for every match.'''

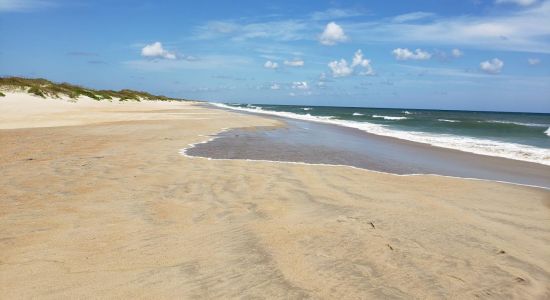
[1,92,549,299]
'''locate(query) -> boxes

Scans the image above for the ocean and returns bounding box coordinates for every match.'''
[213,103,550,166]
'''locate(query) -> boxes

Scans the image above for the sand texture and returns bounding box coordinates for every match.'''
[1,93,549,299]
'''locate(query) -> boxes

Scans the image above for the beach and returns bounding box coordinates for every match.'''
[1,92,549,298]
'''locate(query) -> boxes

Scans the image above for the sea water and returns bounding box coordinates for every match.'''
[213,103,550,166]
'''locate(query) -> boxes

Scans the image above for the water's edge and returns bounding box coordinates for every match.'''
[212,103,550,166]
[182,104,550,189]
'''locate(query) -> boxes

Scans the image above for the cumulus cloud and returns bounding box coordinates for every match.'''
[392,48,432,60]
[319,22,348,46]
[328,49,374,77]
[292,81,309,90]
[480,58,504,74]
[284,59,304,67]
[351,50,374,75]
[141,42,176,60]
[495,0,537,6]
[528,58,541,65]
[328,59,354,77]
[451,48,463,58]
[264,60,279,69]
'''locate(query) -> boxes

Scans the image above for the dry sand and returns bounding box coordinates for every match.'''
[1,92,549,299]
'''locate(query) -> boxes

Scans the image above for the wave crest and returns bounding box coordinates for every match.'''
[438,119,460,123]
[212,103,550,166]
[372,115,407,120]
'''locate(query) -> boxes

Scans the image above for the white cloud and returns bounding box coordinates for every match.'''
[270,83,281,90]
[392,12,435,23]
[292,81,309,90]
[351,50,374,75]
[495,0,537,6]
[347,2,550,53]
[0,0,53,12]
[264,60,279,69]
[528,58,541,65]
[319,22,348,46]
[284,59,304,67]
[328,49,374,77]
[328,59,354,77]
[141,42,177,60]
[392,48,432,60]
[193,2,550,53]
[480,58,504,74]
[451,48,463,58]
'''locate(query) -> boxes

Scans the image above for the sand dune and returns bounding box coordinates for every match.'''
[0,93,549,299]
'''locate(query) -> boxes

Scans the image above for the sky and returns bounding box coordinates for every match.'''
[0,0,549,112]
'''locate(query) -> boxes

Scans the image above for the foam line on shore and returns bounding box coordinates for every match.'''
[179,129,549,191]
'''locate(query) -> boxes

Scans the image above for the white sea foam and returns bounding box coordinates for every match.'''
[438,119,460,123]
[302,107,312,111]
[545,127,550,137]
[352,112,364,116]
[372,115,408,120]
[485,120,548,127]
[212,103,550,166]
[403,110,412,115]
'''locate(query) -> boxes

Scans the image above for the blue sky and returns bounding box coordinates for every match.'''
[1,0,549,112]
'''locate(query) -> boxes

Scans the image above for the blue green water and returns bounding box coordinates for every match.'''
[214,103,550,165]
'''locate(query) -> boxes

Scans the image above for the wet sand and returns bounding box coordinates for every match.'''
[1,93,549,299]
[186,108,550,189]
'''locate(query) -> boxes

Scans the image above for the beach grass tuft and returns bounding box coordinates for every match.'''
[0,76,187,102]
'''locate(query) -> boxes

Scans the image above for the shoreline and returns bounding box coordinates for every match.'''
[186,104,550,189]
[182,141,550,192]
[211,103,550,166]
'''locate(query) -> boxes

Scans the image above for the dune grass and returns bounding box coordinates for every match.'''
[0,77,186,101]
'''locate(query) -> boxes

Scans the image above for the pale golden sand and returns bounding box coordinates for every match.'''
[1,93,549,299]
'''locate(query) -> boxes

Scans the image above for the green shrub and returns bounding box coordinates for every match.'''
[28,86,46,98]
[0,76,189,102]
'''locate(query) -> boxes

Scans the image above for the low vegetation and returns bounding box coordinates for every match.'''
[0,77,187,101]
